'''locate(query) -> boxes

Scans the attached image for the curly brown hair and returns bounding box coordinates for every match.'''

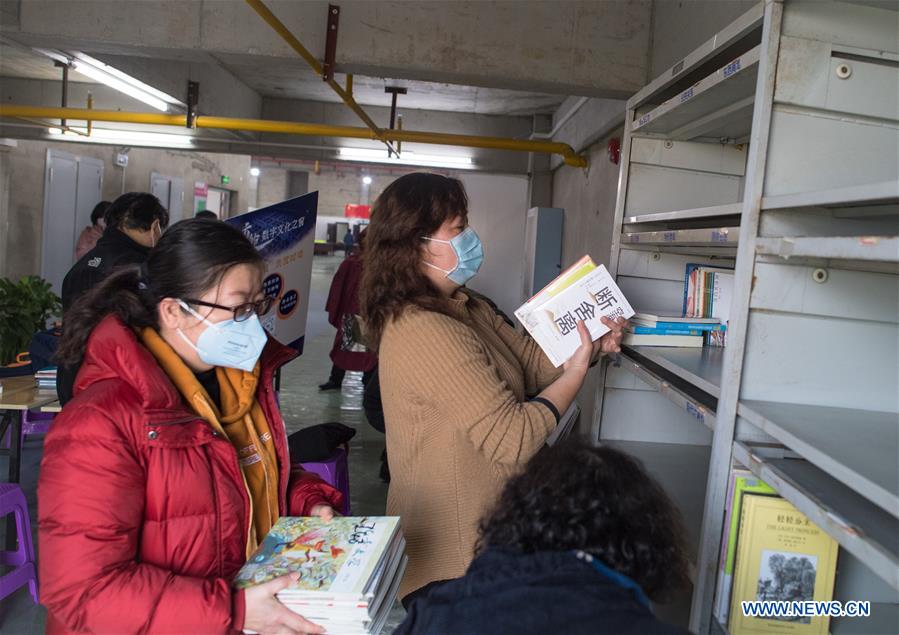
[476,441,691,602]
[360,172,469,349]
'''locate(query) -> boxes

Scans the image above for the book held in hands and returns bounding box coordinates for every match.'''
[515,255,634,367]
[234,516,406,634]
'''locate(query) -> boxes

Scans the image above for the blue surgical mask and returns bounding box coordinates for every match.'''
[423,227,485,285]
[176,300,267,372]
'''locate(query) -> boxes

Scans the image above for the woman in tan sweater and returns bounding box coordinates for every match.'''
[360,173,626,606]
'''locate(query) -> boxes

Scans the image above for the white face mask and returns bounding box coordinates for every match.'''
[176,300,267,372]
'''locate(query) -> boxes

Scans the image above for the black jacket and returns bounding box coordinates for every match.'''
[57,228,151,404]
[396,548,689,635]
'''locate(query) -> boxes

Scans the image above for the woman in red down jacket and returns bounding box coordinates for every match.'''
[39,219,343,635]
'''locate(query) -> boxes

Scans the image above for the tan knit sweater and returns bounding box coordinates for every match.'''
[379,291,562,598]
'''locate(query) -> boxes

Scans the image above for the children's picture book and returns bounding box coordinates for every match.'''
[729,495,838,635]
[714,470,778,624]
[515,256,634,367]
[235,516,401,599]
[235,517,406,633]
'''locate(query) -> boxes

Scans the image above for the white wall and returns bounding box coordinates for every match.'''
[460,173,530,318]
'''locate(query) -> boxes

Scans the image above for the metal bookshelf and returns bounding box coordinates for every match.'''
[593,1,899,632]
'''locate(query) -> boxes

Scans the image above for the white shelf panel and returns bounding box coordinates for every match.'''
[624,346,725,398]
[738,401,899,517]
[633,46,760,138]
[603,440,711,579]
[624,202,743,225]
[733,442,899,591]
[755,236,899,262]
[630,2,764,109]
[615,354,716,431]
[761,179,899,210]
[622,226,739,247]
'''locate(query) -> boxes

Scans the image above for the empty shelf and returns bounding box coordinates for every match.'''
[733,442,899,591]
[624,346,725,398]
[624,202,743,225]
[603,440,711,577]
[633,46,760,139]
[755,236,899,262]
[616,354,716,431]
[622,227,739,247]
[739,401,899,517]
[761,180,899,210]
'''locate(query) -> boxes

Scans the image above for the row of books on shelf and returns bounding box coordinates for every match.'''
[625,262,735,348]
[235,516,405,634]
[716,468,839,635]
[35,366,57,388]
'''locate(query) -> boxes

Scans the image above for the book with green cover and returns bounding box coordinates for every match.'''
[714,470,777,623]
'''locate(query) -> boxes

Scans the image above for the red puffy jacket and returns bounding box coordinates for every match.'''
[38,316,344,634]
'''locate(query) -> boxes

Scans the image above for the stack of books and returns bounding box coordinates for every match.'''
[515,255,635,367]
[35,366,57,389]
[623,312,725,348]
[235,516,406,635]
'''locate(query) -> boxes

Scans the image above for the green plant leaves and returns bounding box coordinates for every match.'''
[0,276,62,366]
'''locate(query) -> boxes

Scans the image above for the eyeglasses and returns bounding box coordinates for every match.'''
[182,297,275,322]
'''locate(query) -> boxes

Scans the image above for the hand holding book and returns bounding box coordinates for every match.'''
[562,317,627,375]
[243,573,325,635]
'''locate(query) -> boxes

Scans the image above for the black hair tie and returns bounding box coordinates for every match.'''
[137,262,156,300]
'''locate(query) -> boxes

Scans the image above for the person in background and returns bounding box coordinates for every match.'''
[343,227,355,257]
[196,210,219,220]
[319,229,376,391]
[397,441,691,635]
[41,219,342,635]
[57,192,170,404]
[360,172,627,606]
[74,200,110,260]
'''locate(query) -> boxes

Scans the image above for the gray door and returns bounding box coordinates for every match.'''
[41,149,78,296]
[150,172,184,225]
[74,157,104,247]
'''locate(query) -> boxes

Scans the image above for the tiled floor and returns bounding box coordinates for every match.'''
[0,254,402,634]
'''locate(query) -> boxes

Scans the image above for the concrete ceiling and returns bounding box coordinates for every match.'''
[212,52,566,116]
[1,39,566,116]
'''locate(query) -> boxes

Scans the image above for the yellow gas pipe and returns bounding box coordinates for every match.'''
[0,105,589,167]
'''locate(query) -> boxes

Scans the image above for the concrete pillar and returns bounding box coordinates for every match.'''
[0,139,15,279]
[527,115,554,209]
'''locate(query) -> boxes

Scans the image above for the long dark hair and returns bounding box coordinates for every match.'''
[57,219,263,365]
[477,441,690,602]
[359,172,469,349]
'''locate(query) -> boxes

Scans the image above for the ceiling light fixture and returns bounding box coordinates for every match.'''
[47,126,194,148]
[250,167,261,177]
[362,175,372,185]
[338,147,474,170]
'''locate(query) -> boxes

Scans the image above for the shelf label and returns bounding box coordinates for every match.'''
[723,58,742,78]
[637,113,651,127]
[680,87,695,103]
[686,401,705,423]
[663,231,676,242]
[711,230,729,243]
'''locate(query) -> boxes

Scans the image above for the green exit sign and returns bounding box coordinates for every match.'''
[220,175,231,185]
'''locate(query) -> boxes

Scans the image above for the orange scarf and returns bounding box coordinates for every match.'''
[140,328,280,554]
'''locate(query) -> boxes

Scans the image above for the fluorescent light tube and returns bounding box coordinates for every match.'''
[338,147,474,169]
[71,61,170,112]
[47,127,193,148]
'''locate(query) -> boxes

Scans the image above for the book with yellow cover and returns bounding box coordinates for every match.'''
[729,495,839,635]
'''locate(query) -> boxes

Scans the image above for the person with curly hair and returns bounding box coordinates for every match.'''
[396,441,691,635]
[359,172,627,606]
